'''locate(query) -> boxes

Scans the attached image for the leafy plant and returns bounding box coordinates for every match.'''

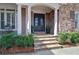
[69,32,79,44]
[15,35,27,47]
[0,32,15,49]
[31,26,34,33]
[58,32,69,44]
[46,26,50,34]
[27,34,34,47]
[15,34,34,47]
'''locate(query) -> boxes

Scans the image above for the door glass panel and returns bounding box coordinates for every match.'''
[1,12,5,29]
[40,18,43,26]
[35,18,38,26]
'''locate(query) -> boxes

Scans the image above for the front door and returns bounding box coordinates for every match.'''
[34,13,45,32]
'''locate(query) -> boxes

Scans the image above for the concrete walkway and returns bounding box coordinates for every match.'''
[16,47,79,55]
[51,46,79,55]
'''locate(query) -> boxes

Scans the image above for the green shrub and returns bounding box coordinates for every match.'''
[15,35,28,47]
[58,32,79,45]
[15,34,34,47]
[58,32,69,44]
[0,32,15,49]
[27,34,34,47]
[0,32,34,48]
[69,32,79,44]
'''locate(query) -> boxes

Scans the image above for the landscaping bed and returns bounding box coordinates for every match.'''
[0,33,34,54]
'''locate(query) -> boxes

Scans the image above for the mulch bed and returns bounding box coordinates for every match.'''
[62,42,79,48]
[0,47,34,54]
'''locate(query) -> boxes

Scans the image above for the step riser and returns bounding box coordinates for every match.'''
[35,47,62,51]
[34,36,57,38]
[34,41,59,45]
[35,43,59,46]
[34,40,57,42]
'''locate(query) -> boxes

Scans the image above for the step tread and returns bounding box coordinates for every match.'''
[36,37,56,40]
[34,40,59,45]
[35,44,62,50]
[34,35,57,38]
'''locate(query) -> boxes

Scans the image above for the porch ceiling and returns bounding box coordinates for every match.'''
[32,6,53,13]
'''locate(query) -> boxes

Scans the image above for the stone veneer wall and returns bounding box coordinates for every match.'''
[59,3,79,32]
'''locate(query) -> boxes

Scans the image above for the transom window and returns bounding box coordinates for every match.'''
[0,9,16,30]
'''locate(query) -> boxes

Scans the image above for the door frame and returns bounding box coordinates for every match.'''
[33,13,46,32]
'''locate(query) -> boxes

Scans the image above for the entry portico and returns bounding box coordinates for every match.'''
[17,3,60,35]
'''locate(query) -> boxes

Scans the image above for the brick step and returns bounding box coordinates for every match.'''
[35,44,63,50]
[34,41,59,46]
[34,35,57,38]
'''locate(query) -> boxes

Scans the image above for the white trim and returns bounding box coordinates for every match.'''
[27,6,31,34]
[45,13,46,33]
[4,9,6,25]
[54,8,58,35]
[15,10,17,32]
[0,29,16,31]
[17,4,22,35]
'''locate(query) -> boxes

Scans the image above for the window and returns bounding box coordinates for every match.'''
[75,11,79,31]
[0,9,15,30]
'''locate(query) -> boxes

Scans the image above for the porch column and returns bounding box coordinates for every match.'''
[17,4,22,35]
[54,8,58,35]
[27,5,31,34]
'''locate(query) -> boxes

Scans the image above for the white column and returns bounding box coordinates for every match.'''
[17,4,22,35]
[54,8,58,35]
[27,5,31,34]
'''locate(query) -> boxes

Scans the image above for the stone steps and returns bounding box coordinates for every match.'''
[34,34,62,50]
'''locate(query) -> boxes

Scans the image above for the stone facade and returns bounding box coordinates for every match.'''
[59,4,79,32]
